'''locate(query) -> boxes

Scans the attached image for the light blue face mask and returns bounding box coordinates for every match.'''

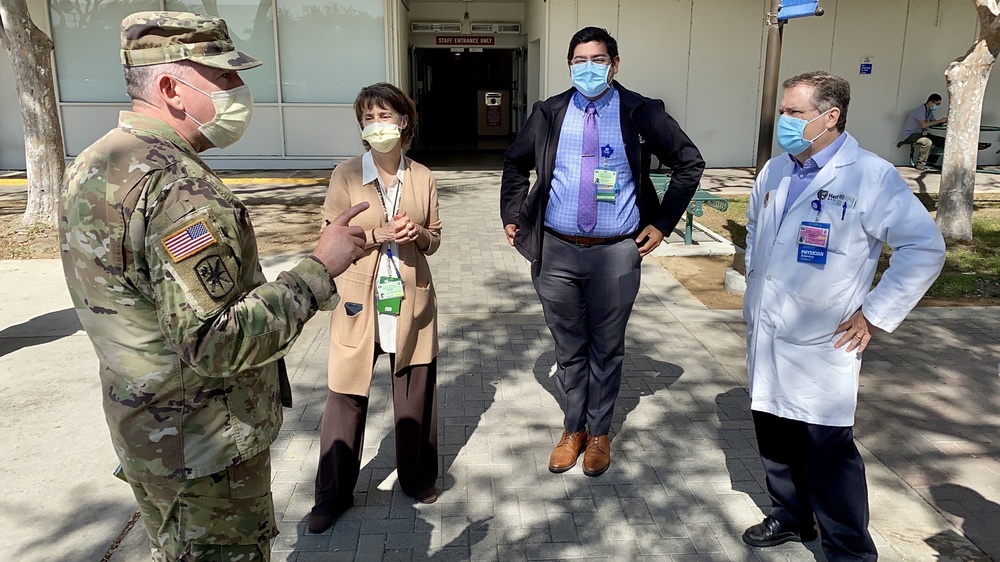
[571,61,611,98]
[776,109,831,155]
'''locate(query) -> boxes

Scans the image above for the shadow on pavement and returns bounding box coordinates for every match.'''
[715,388,826,561]
[530,349,682,440]
[930,483,1000,560]
[855,317,1000,560]
[0,308,81,358]
[924,529,993,562]
[1,491,135,561]
[282,294,508,558]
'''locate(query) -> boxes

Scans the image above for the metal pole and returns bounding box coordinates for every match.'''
[756,0,784,175]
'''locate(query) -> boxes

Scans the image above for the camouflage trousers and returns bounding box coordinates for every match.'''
[129,449,278,562]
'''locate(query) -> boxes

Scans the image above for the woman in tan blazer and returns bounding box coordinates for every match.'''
[308,83,442,534]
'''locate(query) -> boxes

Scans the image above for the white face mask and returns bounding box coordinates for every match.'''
[361,122,402,153]
[173,76,253,149]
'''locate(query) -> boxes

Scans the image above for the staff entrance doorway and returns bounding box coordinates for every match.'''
[409,47,525,165]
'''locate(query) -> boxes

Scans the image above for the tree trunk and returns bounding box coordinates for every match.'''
[0,0,64,227]
[940,41,992,241]
[937,1,1000,242]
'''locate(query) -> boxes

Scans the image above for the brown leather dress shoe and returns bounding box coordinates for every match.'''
[582,434,611,476]
[548,429,588,473]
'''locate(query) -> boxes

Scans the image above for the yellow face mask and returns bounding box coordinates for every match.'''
[173,76,254,149]
[361,123,401,153]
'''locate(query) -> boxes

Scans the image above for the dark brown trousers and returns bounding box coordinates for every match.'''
[312,346,438,516]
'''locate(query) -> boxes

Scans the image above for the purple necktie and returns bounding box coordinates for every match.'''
[578,103,598,232]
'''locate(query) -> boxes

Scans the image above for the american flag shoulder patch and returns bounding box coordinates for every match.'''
[162,219,217,263]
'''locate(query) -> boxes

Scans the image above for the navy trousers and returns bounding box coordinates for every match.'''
[532,232,641,436]
[752,410,878,561]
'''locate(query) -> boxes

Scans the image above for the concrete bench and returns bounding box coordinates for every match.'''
[650,172,730,245]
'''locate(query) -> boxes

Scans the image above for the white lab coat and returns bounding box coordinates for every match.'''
[743,133,945,427]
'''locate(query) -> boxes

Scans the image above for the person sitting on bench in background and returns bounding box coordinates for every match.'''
[900,93,947,170]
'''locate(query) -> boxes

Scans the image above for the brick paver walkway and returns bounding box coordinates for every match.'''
[3,169,996,561]
[252,171,998,561]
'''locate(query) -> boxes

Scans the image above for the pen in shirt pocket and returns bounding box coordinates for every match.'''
[841,202,847,220]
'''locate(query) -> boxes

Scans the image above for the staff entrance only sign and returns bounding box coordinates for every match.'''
[436,36,495,46]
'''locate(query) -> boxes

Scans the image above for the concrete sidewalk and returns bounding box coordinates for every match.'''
[1,170,998,561]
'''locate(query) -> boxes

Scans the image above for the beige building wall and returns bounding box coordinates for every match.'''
[407,1,523,24]
[777,0,981,165]
[405,0,526,50]
[3,0,1000,169]
[395,0,411,94]
[540,0,993,167]
[524,0,546,108]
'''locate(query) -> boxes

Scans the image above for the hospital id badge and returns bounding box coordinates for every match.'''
[797,221,830,264]
[376,296,402,315]
[376,276,404,300]
[594,167,618,202]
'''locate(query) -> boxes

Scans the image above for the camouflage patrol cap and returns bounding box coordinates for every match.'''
[120,11,261,70]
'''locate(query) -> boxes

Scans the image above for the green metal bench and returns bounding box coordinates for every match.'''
[684,190,730,244]
[650,172,729,245]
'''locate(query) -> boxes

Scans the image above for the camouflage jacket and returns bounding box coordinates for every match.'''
[59,111,337,482]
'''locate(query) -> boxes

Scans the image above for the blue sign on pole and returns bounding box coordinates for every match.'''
[777,0,823,21]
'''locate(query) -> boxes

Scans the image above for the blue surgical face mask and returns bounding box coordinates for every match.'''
[933,103,942,110]
[776,109,831,155]
[571,61,611,98]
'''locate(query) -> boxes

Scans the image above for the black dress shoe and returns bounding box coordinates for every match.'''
[413,486,438,504]
[306,513,337,534]
[307,497,354,534]
[742,515,818,547]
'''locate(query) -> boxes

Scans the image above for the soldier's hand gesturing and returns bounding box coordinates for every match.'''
[313,202,369,277]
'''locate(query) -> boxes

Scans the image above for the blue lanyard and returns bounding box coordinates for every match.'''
[384,246,402,279]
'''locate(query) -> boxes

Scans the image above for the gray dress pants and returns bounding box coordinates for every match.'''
[532,231,642,436]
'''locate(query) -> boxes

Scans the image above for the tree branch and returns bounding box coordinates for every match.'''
[976,1,1000,62]
[0,4,10,46]
[978,0,1000,17]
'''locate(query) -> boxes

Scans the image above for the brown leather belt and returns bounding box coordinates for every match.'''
[545,228,633,247]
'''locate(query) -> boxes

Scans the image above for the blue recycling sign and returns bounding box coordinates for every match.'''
[777,0,823,21]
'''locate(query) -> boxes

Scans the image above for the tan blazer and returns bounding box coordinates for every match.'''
[321,155,442,396]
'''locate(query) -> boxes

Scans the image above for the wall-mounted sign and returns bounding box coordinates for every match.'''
[860,55,874,75]
[777,0,823,21]
[436,35,495,46]
[486,105,502,127]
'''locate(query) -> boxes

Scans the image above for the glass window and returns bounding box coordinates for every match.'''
[49,0,159,102]
[276,0,386,103]
[166,0,279,103]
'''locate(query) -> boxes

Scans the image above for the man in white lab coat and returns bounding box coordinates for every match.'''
[741,71,945,561]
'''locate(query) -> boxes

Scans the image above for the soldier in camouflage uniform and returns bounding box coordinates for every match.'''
[58,12,369,561]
